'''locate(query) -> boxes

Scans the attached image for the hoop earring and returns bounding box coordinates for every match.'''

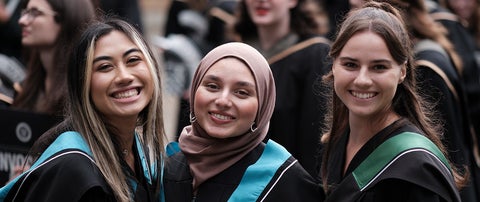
[250,122,257,133]
[190,113,197,123]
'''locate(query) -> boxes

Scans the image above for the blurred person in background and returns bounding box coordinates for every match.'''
[426,0,480,142]
[94,0,144,33]
[0,0,24,107]
[441,0,480,50]
[12,0,96,118]
[232,0,331,176]
[381,0,480,200]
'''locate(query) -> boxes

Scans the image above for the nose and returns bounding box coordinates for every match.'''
[18,14,31,26]
[353,67,372,87]
[115,65,134,85]
[214,90,232,109]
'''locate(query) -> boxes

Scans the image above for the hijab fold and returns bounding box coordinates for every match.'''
[179,42,276,190]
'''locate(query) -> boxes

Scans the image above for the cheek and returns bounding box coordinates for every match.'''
[44,22,61,43]
[243,101,258,123]
[193,89,207,114]
[142,73,155,98]
[90,75,107,103]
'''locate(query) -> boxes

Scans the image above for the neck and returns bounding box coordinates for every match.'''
[39,48,56,95]
[115,123,137,172]
[257,18,291,51]
[348,111,400,145]
[344,111,400,174]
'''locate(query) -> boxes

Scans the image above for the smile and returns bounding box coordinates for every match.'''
[112,88,139,99]
[210,112,234,120]
[351,91,376,99]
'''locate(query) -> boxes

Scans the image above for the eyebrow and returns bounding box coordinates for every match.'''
[338,56,392,63]
[93,48,141,63]
[203,74,256,87]
[26,6,57,15]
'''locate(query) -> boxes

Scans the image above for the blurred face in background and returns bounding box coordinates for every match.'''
[349,0,366,10]
[447,0,477,21]
[245,0,297,27]
[18,0,60,48]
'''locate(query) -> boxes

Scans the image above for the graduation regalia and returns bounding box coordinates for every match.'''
[163,140,321,202]
[266,35,331,176]
[323,121,461,202]
[0,131,162,202]
[415,39,480,201]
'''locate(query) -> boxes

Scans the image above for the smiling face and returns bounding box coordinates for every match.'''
[90,30,153,124]
[18,0,60,48]
[193,57,259,139]
[332,31,406,120]
[245,0,297,27]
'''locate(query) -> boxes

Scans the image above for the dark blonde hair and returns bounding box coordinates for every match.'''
[320,1,466,191]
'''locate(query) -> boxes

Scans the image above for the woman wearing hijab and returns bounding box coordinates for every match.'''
[163,42,321,201]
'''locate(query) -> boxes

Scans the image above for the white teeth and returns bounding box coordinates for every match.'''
[352,91,375,99]
[212,113,232,120]
[113,89,138,99]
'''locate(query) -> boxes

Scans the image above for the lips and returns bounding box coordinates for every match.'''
[21,30,30,37]
[255,7,269,16]
[112,88,139,99]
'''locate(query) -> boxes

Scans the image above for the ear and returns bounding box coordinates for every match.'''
[399,63,407,83]
[288,0,298,9]
[331,61,337,75]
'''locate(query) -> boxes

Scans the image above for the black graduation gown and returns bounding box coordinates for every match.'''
[323,120,461,202]
[266,35,331,177]
[427,0,480,148]
[0,131,159,202]
[415,41,479,201]
[163,140,322,202]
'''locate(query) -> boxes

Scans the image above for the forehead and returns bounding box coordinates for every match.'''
[27,0,53,10]
[340,31,394,60]
[205,57,254,80]
[207,57,249,72]
[93,31,136,53]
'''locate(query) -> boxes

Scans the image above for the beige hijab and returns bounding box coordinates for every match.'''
[179,42,276,190]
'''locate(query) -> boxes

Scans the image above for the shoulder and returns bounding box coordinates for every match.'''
[294,35,331,55]
[33,149,108,190]
[363,178,450,201]
[5,149,111,201]
[269,35,330,65]
[258,156,321,201]
[164,145,191,182]
[359,132,460,201]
